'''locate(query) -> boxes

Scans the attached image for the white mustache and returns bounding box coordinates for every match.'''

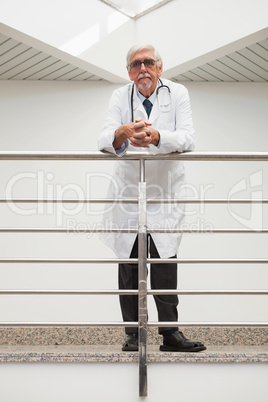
[138,73,152,80]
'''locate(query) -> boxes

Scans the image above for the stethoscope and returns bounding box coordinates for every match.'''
[131,78,171,122]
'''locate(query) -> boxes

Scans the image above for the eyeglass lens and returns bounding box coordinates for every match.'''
[130,59,156,71]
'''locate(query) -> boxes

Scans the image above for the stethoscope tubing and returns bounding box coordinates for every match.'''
[130,78,170,122]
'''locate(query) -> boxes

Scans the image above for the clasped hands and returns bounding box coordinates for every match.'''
[113,118,159,150]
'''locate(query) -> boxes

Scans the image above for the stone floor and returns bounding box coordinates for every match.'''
[0,344,267,363]
[0,326,267,346]
[0,326,267,364]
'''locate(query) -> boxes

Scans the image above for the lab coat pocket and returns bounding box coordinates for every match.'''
[158,122,175,131]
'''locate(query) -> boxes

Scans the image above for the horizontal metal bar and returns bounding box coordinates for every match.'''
[0,228,138,233]
[0,321,266,327]
[0,198,138,204]
[0,290,267,295]
[0,290,139,295]
[0,151,268,161]
[148,199,268,204]
[148,321,268,327]
[147,229,268,233]
[0,321,138,327]
[1,198,268,204]
[0,258,138,264]
[1,258,268,266]
[0,228,267,234]
[148,290,268,295]
[147,258,268,264]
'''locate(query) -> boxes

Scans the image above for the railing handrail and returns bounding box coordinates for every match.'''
[0,258,268,263]
[0,321,267,327]
[0,289,267,295]
[0,150,268,160]
[1,198,268,203]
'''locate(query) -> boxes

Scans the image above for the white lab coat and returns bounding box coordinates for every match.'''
[98,78,195,258]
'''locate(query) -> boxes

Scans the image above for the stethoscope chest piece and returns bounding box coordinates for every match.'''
[131,78,171,121]
[156,82,172,113]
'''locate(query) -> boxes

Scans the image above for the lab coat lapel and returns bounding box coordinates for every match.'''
[132,85,162,123]
[132,89,147,120]
[149,99,161,124]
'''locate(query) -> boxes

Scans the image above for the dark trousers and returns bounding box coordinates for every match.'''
[118,235,178,335]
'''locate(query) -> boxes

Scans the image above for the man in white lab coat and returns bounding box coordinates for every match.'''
[98,44,206,352]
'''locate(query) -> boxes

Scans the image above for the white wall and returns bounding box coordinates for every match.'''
[0,80,267,324]
[0,363,267,402]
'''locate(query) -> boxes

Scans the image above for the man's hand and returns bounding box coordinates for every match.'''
[130,119,159,148]
[113,121,137,150]
[113,118,159,150]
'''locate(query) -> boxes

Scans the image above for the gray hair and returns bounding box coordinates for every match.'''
[126,44,162,70]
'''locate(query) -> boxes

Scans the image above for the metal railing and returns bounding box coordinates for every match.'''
[0,151,268,397]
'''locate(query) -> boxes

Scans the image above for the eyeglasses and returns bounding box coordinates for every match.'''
[129,58,158,72]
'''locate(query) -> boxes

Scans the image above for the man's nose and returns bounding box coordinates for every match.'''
[140,62,147,72]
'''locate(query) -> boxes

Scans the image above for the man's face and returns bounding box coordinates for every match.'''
[127,49,163,97]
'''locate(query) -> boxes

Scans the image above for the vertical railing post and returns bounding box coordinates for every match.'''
[138,159,148,397]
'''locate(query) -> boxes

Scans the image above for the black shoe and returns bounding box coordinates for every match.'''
[160,331,206,352]
[122,333,138,351]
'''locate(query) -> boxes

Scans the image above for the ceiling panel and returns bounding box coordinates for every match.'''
[228,52,267,80]
[0,38,20,54]
[248,42,268,59]
[172,38,268,83]
[0,43,34,66]
[259,38,268,50]
[180,70,208,82]
[55,67,88,80]
[208,60,252,82]
[197,64,236,81]
[239,47,268,71]
[0,34,9,45]
[0,33,103,82]
[21,58,69,80]
[40,65,79,80]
